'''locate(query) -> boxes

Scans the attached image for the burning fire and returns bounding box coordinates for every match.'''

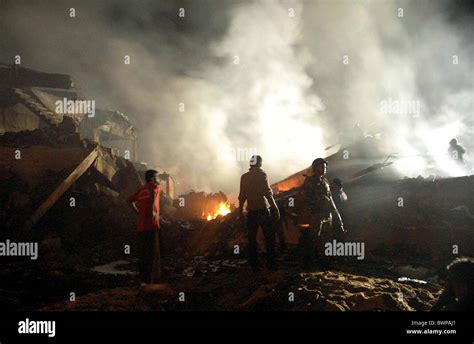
[203,202,232,221]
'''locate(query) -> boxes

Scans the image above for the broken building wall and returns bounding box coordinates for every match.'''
[79,109,137,162]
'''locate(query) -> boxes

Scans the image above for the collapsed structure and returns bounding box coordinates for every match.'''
[0,64,146,266]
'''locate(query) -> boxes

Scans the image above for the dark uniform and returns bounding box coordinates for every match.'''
[298,173,343,268]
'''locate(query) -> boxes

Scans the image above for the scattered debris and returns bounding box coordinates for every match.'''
[181,257,248,277]
[391,265,431,280]
[397,277,427,285]
[91,260,137,276]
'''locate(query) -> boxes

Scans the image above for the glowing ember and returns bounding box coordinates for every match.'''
[204,202,232,221]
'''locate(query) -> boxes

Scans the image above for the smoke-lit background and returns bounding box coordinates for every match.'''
[1,0,473,197]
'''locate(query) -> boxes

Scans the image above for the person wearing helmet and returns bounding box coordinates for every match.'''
[238,155,280,271]
[448,138,466,164]
[298,158,344,268]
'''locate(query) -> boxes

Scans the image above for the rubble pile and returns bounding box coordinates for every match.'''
[344,176,474,265]
[186,212,248,258]
[0,64,143,268]
[0,138,141,262]
[289,271,441,311]
[181,256,248,277]
[39,262,442,311]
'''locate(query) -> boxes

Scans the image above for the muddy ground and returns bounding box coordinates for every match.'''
[1,243,443,312]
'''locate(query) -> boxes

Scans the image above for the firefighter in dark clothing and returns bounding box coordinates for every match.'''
[296,158,344,268]
[239,155,280,271]
[128,169,162,285]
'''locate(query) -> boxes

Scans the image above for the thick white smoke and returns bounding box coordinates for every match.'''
[2,0,472,197]
[300,0,473,178]
[206,0,326,182]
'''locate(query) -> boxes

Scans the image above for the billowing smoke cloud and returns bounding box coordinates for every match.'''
[1,0,472,197]
[300,0,473,177]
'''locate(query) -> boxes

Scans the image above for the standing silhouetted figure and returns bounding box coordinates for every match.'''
[297,158,344,268]
[239,155,280,271]
[128,169,162,285]
[448,138,466,164]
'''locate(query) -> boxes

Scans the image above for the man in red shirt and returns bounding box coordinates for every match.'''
[128,169,162,285]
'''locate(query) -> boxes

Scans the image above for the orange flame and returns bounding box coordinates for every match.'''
[203,202,231,221]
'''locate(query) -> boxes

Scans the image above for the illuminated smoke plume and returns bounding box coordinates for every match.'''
[2,0,472,196]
